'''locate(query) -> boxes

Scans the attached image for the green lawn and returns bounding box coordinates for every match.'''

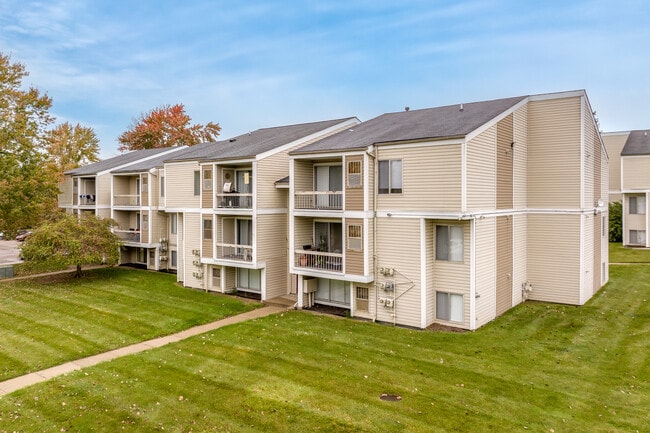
[0,263,648,432]
[0,267,259,381]
[609,241,650,263]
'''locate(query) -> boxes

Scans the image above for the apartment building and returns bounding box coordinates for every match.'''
[603,130,650,247]
[162,118,360,298]
[289,90,608,330]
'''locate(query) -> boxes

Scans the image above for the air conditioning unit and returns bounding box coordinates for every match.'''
[385,280,395,292]
[192,260,201,266]
[303,278,317,293]
[159,256,167,261]
[192,249,200,256]
[385,298,394,308]
[356,299,369,311]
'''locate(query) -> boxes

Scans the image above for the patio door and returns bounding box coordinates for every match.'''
[314,221,342,253]
[315,165,342,208]
[236,170,252,207]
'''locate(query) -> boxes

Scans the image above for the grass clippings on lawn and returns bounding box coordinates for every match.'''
[0,267,259,381]
[0,263,647,432]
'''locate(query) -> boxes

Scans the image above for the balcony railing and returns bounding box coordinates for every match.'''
[114,229,140,243]
[113,194,140,206]
[294,191,342,210]
[216,243,253,262]
[216,193,253,209]
[294,249,343,272]
[78,195,96,206]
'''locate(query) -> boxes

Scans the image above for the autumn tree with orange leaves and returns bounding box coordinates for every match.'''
[117,104,221,152]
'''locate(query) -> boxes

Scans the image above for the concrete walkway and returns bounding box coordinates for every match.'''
[0,305,287,397]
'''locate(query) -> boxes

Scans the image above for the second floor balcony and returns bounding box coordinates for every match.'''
[114,195,140,207]
[216,243,253,262]
[216,192,253,209]
[114,229,140,243]
[294,249,343,272]
[294,191,342,210]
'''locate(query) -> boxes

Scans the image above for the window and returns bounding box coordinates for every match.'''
[212,267,221,288]
[171,250,177,267]
[630,230,646,245]
[203,169,213,190]
[378,160,402,194]
[629,196,646,214]
[436,292,463,322]
[203,218,213,240]
[436,225,464,261]
[142,214,148,230]
[141,176,148,193]
[346,160,362,188]
[315,221,342,253]
[237,268,261,292]
[194,171,200,196]
[355,286,369,311]
[170,213,177,234]
[160,176,165,197]
[347,224,362,251]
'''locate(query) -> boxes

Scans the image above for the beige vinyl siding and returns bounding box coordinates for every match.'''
[527,97,582,208]
[257,151,291,209]
[495,216,513,316]
[624,195,648,245]
[602,132,628,202]
[466,126,496,210]
[375,217,423,328]
[377,144,462,212]
[527,213,581,304]
[601,145,609,203]
[512,213,527,307]
[432,220,471,329]
[151,212,167,244]
[165,162,200,208]
[96,209,111,219]
[58,177,73,205]
[583,214,595,302]
[513,105,528,208]
[344,155,364,211]
[344,218,364,276]
[150,172,160,207]
[201,166,213,209]
[202,215,213,259]
[96,174,111,207]
[176,214,184,281]
[293,217,315,252]
[141,174,149,207]
[292,159,315,194]
[257,213,289,299]
[592,214,602,296]
[224,266,237,292]
[583,103,595,208]
[141,210,149,244]
[183,212,203,289]
[497,114,514,209]
[425,220,435,325]
[474,217,496,328]
[622,156,650,190]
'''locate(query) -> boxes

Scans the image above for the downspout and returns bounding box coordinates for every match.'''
[367,146,378,322]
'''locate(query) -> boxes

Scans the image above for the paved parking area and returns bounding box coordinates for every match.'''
[0,240,22,265]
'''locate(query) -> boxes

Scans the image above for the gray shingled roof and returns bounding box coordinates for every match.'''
[165,117,356,162]
[65,148,177,176]
[290,95,527,154]
[111,147,187,173]
[621,130,650,156]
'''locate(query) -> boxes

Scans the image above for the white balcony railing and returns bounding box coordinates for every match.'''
[294,249,343,272]
[114,229,140,243]
[216,193,253,209]
[216,243,253,262]
[294,191,342,210]
[113,195,140,206]
[78,195,96,206]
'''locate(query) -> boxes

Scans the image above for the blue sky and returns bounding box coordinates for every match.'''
[1,0,648,158]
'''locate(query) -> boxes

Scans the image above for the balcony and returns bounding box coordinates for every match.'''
[114,229,140,243]
[216,243,253,262]
[114,195,140,207]
[216,193,253,209]
[294,191,342,210]
[294,249,343,272]
[78,195,96,206]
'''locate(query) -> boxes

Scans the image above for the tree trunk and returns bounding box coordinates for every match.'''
[75,264,82,278]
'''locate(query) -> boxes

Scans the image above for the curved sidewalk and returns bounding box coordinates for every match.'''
[0,305,287,397]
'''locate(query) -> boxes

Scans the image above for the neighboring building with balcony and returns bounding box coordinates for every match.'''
[603,130,650,247]
[58,148,182,219]
[289,90,608,330]
[162,117,359,300]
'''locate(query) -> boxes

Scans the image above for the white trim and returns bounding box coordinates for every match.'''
[465,98,528,142]
[579,214,586,304]
[98,147,184,176]
[527,89,586,102]
[364,218,370,276]
[420,218,427,329]
[469,219,476,330]
[165,207,202,213]
[461,139,467,212]
[255,208,289,215]
[580,96,586,210]
[289,160,295,272]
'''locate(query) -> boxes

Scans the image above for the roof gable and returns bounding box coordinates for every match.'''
[621,130,650,156]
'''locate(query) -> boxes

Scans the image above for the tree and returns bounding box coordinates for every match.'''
[20,213,121,277]
[117,103,221,152]
[0,53,58,237]
[45,122,100,181]
[609,201,622,243]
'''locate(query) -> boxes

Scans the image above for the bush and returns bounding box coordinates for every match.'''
[609,201,622,242]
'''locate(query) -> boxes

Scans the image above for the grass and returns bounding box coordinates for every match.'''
[0,267,259,381]
[0,260,648,432]
[609,242,650,263]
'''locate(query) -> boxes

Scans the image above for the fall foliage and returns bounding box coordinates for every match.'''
[117,103,221,152]
[46,122,100,181]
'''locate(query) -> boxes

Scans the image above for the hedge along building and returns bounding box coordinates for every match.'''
[289,90,608,330]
